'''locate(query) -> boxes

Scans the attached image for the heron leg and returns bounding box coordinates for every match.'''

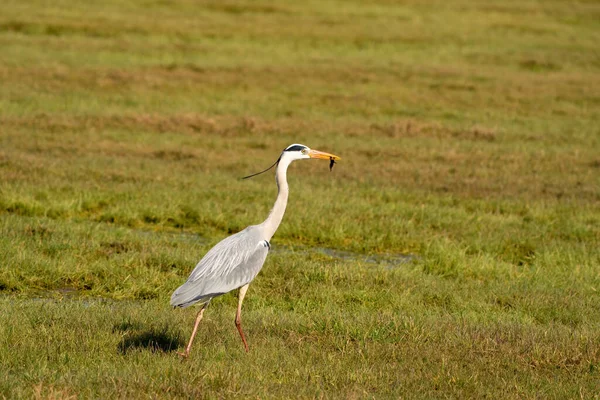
[178,305,206,358]
[235,284,250,352]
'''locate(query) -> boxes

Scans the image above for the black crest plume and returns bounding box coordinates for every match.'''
[242,155,281,180]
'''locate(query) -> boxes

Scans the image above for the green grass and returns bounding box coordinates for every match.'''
[1,0,599,398]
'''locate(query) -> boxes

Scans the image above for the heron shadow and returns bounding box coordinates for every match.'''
[114,321,184,354]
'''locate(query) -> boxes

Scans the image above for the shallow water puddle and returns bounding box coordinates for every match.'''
[273,245,417,268]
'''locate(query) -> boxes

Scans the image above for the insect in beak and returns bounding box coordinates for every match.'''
[307,149,341,172]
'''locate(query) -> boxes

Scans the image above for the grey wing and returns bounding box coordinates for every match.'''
[170,226,269,308]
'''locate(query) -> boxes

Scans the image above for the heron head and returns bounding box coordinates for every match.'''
[281,143,341,162]
[242,144,341,179]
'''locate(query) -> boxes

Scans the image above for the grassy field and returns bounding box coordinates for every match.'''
[1,0,599,397]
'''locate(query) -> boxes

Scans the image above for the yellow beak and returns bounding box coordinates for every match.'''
[308,149,341,161]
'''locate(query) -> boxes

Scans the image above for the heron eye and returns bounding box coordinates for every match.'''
[301,149,308,155]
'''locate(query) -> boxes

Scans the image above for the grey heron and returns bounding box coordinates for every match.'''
[171,144,341,357]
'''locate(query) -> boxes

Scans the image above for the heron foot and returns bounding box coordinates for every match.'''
[177,351,189,358]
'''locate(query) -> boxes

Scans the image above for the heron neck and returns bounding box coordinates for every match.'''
[262,159,290,240]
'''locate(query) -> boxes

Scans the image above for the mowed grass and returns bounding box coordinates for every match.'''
[1,0,599,397]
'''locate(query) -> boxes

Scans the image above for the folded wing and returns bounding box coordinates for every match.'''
[170,226,269,308]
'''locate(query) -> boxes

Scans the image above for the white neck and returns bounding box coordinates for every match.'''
[261,157,291,240]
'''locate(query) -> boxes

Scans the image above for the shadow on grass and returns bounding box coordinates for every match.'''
[115,321,184,354]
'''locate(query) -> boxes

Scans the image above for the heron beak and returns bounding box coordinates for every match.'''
[308,149,341,161]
